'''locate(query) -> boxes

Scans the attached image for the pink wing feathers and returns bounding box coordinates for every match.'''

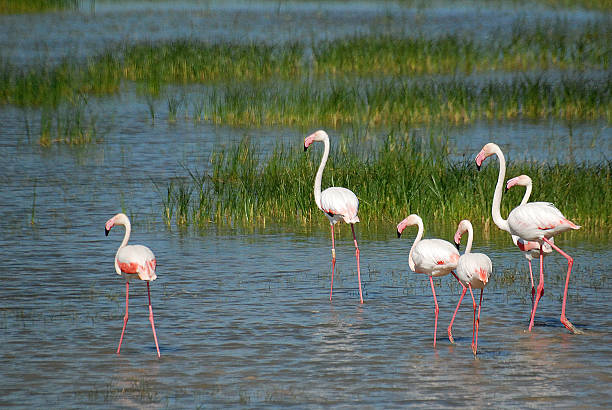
[411,239,460,277]
[508,202,580,240]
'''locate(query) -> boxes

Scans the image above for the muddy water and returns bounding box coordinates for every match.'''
[1,1,611,408]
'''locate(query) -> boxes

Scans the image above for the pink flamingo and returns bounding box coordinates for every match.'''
[304,130,363,304]
[475,143,582,334]
[447,220,492,355]
[505,174,554,308]
[397,214,460,347]
[105,213,161,357]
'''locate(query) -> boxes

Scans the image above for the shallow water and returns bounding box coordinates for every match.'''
[1,1,611,408]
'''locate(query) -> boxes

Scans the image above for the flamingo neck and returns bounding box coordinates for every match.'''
[520,182,532,206]
[313,136,330,210]
[464,223,474,254]
[119,220,131,249]
[491,147,511,233]
[408,218,424,272]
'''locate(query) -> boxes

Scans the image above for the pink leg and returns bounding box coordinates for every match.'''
[429,276,439,348]
[528,246,546,331]
[448,272,467,344]
[117,281,129,355]
[468,285,477,355]
[329,224,336,301]
[527,259,536,311]
[351,225,363,304]
[147,282,161,357]
[542,238,582,334]
[473,289,483,356]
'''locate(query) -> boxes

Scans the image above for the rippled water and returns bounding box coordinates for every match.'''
[1,1,611,408]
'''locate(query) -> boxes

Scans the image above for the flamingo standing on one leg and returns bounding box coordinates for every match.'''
[447,220,492,355]
[475,143,582,334]
[505,174,554,309]
[304,130,364,304]
[105,213,161,357]
[397,214,460,347]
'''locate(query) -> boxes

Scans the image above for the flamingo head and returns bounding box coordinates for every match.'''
[105,213,129,236]
[453,219,471,249]
[505,174,532,192]
[304,130,328,151]
[396,214,420,238]
[475,142,500,171]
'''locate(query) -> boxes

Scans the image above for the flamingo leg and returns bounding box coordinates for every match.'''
[527,259,536,313]
[329,223,336,301]
[469,285,477,355]
[474,288,483,356]
[448,272,467,344]
[117,281,129,355]
[147,282,161,357]
[429,276,439,348]
[351,225,363,304]
[542,238,582,334]
[529,246,546,331]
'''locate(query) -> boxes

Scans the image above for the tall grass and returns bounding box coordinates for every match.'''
[0,0,78,14]
[162,133,610,235]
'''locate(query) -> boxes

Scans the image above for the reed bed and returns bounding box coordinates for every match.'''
[161,133,610,235]
[203,75,611,128]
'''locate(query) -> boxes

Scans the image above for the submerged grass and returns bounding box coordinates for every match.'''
[162,133,610,235]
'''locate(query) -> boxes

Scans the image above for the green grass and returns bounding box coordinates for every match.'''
[0,0,78,14]
[161,132,611,235]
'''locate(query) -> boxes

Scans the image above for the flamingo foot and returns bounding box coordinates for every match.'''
[561,315,583,335]
[472,344,478,356]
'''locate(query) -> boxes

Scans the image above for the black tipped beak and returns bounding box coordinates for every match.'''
[304,145,308,152]
[455,242,460,251]
[476,164,481,171]
[105,228,110,236]
[505,186,509,193]
[397,231,402,238]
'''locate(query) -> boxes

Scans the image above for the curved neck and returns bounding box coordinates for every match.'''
[408,218,424,271]
[464,224,474,254]
[119,221,131,249]
[491,147,510,233]
[520,183,532,206]
[313,136,330,210]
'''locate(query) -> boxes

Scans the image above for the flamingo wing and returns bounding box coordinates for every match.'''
[320,187,359,224]
[508,202,579,240]
[116,245,157,281]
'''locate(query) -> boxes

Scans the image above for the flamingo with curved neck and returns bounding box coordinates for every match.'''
[105,213,161,357]
[304,130,363,304]
[475,143,581,334]
[448,220,492,355]
[397,214,460,348]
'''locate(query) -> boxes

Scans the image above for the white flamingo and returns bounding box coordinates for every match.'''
[475,143,581,334]
[304,130,363,304]
[397,214,460,347]
[105,213,161,357]
[506,174,554,308]
[447,220,492,355]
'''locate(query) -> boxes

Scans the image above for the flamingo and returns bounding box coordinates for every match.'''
[505,174,554,308]
[396,214,460,347]
[105,213,161,357]
[447,220,492,356]
[475,143,582,334]
[304,130,363,304]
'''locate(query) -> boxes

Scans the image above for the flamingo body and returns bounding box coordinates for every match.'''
[320,186,360,224]
[105,213,161,357]
[411,238,460,277]
[507,202,580,241]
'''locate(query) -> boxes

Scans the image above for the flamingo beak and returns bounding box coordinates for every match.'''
[397,230,402,238]
[455,242,460,251]
[105,228,110,236]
